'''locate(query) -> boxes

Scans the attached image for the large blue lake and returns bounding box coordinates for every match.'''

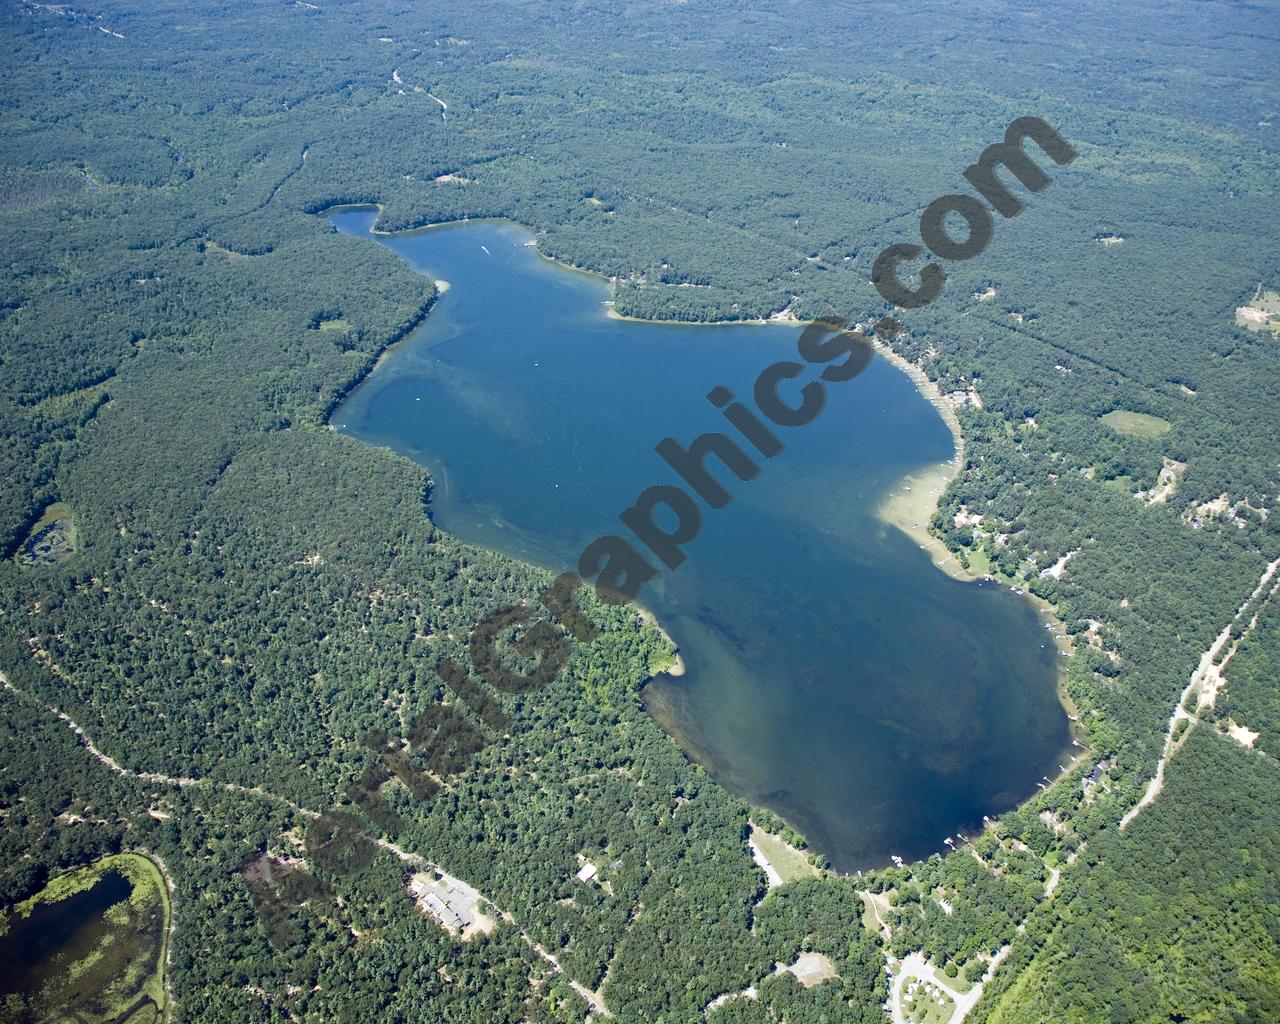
[330,210,1069,871]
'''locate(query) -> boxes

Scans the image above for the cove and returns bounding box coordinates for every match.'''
[329,210,1070,872]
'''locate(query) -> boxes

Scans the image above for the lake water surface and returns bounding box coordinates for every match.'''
[330,210,1070,871]
[0,870,132,999]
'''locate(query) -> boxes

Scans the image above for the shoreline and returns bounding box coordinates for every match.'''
[369,294,443,376]
[866,341,1084,757]
[868,338,972,582]
[314,203,801,328]
[636,606,686,677]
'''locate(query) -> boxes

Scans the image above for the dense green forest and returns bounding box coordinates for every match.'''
[1,1,1278,1021]
[975,728,1280,1024]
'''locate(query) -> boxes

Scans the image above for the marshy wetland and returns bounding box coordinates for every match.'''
[0,853,169,1024]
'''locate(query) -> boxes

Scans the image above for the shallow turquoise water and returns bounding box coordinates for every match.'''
[331,210,1069,871]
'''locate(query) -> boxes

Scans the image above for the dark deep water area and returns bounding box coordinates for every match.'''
[330,210,1070,871]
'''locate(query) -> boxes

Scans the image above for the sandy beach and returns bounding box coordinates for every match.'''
[869,340,974,581]
[877,460,972,581]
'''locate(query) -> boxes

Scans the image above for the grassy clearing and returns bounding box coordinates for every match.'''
[901,978,956,1024]
[751,825,819,883]
[33,380,111,420]
[317,317,352,331]
[1099,409,1172,438]
[962,546,993,577]
[1101,474,1136,495]
[201,240,259,260]
[860,890,892,936]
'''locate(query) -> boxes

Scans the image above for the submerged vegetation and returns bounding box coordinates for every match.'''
[0,1,1277,1022]
[0,853,169,1024]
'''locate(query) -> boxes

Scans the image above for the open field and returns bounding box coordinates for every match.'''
[749,825,819,885]
[1099,409,1173,438]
